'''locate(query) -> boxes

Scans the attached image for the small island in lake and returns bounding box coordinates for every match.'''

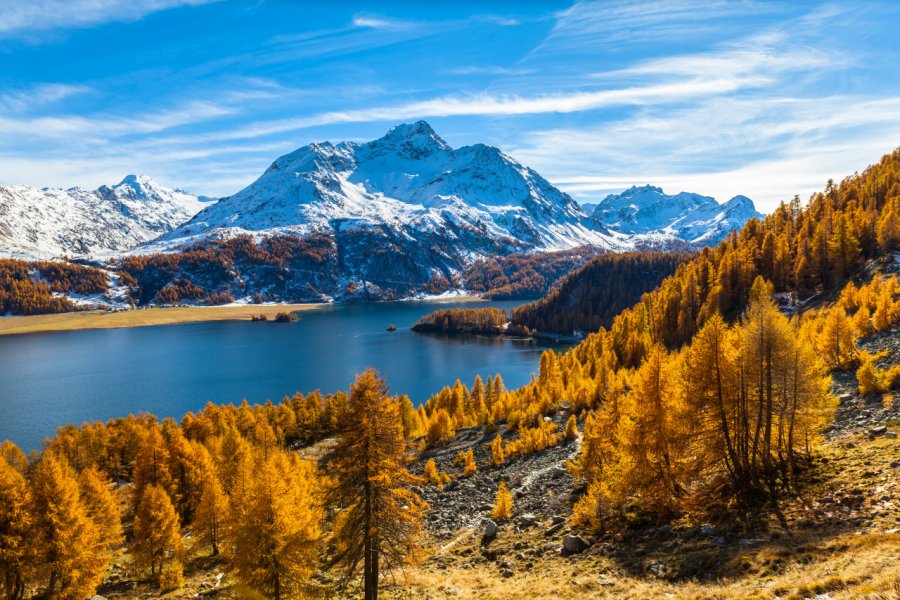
[411,307,533,336]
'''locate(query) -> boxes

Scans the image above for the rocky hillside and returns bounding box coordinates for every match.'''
[0,175,208,260]
[404,328,900,599]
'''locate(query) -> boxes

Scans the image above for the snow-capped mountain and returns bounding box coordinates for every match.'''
[592,185,762,245]
[0,175,208,259]
[151,121,623,258]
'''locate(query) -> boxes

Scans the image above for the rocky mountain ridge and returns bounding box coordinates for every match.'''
[0,175,208,259]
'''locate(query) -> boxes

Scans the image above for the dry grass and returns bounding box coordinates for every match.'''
[89,428,900,599]
[395,430,900,600]
[0,304,321,336]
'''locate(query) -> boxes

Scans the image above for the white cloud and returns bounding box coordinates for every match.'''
[181,74,765,144]
[351,14,415,30]
[0,83,90,113]
[446,66,534,76]
[521,95,900,212]
[0,0,219,39]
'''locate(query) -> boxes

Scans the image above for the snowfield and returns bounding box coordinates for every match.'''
[1,122,762,267]
[0,175,209,259]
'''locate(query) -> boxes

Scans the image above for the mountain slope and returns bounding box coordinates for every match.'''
[151,121,624,261]
[0,175,208,259]
[592,185,762,245]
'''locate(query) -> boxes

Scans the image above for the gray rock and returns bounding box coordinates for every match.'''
[482,519,498,543]
[700,524,718,537]
[561,534,589,555]
[870,425,888,436]
[545,521,565,536]
[517,513,537,528]
[885,431,897,439]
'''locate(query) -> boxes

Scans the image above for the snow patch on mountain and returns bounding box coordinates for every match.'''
[592,185,762,245]
[148,121,627,258]
[0,175,209,259]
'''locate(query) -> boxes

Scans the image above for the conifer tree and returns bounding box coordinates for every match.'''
[132,484,181,579]
[489,434,505,466]
[326,369,428,600]
[230,452,321,600]
[31,454,105,599]
[193,474,229,556]
[0,442,28,475]
[492,481,513,521]
[131,427,175,514]
[0,458,32,600]
[78,466,123,552]
[423,459,440,487]
[461,448,476,476]
[564,415,578,440]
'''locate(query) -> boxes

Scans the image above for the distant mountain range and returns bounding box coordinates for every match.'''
[591,185,762,245]
[0,175,209,259]
[0,122,762,274]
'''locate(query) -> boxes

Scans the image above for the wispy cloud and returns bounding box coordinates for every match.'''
[517,94,900,211]
[0,83,90,113]
[0,0,219,39]
[351,13,416,30]
[177,74,765,144]
[446,66,534,76]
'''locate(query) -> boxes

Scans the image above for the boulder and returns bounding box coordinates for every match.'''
[870,425,888,437]
[545,521,565,536]
[561,534,589,555]
[885,431,898,439]
[517,513,537,529]
[482,520,498,543]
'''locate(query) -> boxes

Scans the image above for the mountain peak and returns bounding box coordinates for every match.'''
[592,185,759,246]
[368,120,450,159]
[623,184,664,195]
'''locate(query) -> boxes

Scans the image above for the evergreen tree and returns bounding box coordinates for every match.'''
[230,452,321,600]
[326,369,428,600]
[78,466,123,552]
[193,474,229,556]
[0,458,32,600]
[31,454,105,599]
[132,484,181,579]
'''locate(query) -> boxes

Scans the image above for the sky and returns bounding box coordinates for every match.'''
[2,0,900,213]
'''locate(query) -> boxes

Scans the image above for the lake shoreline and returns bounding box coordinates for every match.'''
[0,304,324,336]
[0,295,492,337]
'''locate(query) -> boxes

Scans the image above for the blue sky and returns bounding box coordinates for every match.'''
[2,1,900,213]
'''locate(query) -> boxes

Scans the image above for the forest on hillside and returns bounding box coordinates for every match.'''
[1,148,899,599]
[510,251,691,335]
[411,307,509,335]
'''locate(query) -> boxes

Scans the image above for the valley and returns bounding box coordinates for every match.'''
[4,3,900,599]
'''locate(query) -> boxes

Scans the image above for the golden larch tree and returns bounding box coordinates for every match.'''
[492,481,513,521]
[78,466,123,552]
[193,473,229,556]
[229,452,322,600]
[326,369,428,600]
[0,457,32,600]
[30,454,105,599]
[132,484,181,579]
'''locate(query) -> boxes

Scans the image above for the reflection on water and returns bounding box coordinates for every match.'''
[0,299,569,451]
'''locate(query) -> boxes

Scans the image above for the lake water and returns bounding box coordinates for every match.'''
[0,299,568,451]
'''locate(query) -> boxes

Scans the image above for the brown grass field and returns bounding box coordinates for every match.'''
[0,304,322,336]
